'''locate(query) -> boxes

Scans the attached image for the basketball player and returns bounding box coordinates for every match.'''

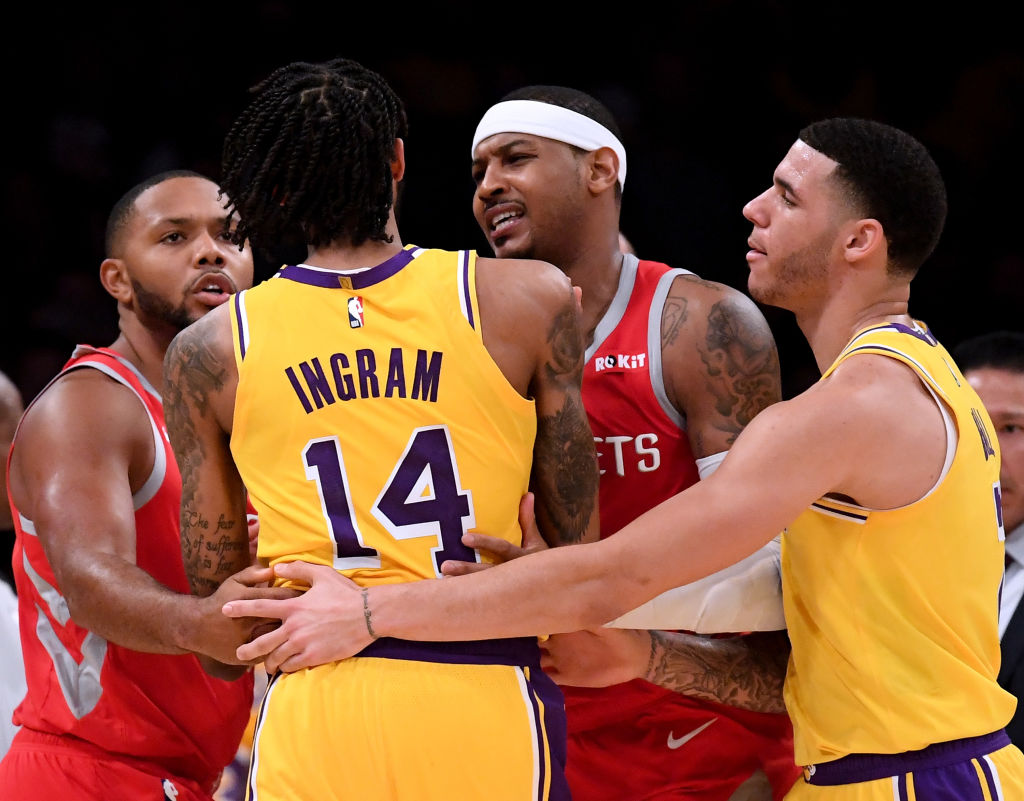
[161,58,599,801]
[0,171,291,801]
[457,85,799,801]
[232,117,1024,799]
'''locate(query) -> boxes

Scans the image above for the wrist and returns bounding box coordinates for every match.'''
[362,587,379,641]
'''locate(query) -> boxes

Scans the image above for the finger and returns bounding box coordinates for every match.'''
[518,492,546,548]
[232,565,276,585]
[461,533,523,561]
[223,598,286,619]
[572,285,583,312]
[440,560,493,576]
[236,622,290,662]
[274,560,356,586]
[241,585,303,601]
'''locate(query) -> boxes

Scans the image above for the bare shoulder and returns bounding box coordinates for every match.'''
[8,366,152,511]
[662,272,781,455]
[476,256,574,319]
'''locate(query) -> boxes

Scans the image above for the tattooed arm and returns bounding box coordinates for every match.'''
[472,256,599,548]
[663,274,781,457]
[163,305,251,597]
[540,627,789,713]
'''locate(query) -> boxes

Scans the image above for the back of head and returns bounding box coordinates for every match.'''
[105,169,210,257]
[953,331,1024,375]
[220,58,409,253]
[798,117,947,279]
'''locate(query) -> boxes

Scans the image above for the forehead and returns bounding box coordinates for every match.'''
[966,367,1024,405]
[775,139,839,192]
[472,131,573,161]
[131,177,227,231]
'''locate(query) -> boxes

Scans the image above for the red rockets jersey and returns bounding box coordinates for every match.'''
[566,258,798,800]
[580,256,700,538]
[5,346,253,792]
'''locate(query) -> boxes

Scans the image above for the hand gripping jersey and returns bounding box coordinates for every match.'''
[4,346,253,794]
[568,256,799,801]
[230,247,568,801]
[783,322,1022,776]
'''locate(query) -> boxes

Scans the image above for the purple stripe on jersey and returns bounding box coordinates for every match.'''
[233,292,247,360]
[529,667,571,801]
[804,729,1010,785]
[357,635,541,667]
[896,772,909,800]
[887,321,939,345]
[978,754,1000,799]
[277,248,419,289]
[461,250,475,330]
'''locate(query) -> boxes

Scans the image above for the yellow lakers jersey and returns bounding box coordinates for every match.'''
[229,246,537,587]
[782,321,1015,767]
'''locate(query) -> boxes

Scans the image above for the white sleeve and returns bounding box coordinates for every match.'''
[604,451,787,633]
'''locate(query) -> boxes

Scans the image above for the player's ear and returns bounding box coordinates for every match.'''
[843,218,885,267]
[391,138,406,183]
[100,258,133,303]
[585,147,619,195]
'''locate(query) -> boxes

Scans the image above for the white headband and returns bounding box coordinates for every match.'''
[471,99,627,187]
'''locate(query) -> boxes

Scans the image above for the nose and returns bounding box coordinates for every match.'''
[194,229,227,267]
[475,161,506,201]
[742,188,770,226]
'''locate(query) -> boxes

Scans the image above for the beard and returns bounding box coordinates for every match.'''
[131,279,195,334]
[748,235,831,310]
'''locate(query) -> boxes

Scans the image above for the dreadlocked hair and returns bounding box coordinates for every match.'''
[220,58,409,253]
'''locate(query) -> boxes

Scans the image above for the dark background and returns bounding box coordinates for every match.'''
[2,2,1023,404]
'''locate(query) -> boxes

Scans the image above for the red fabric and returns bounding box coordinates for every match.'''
[567,263,800,800]
[5,346,253,792]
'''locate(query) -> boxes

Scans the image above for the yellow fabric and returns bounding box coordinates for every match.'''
[229,247,536,586]
[249,659,558,800]
[782,321,1015,767]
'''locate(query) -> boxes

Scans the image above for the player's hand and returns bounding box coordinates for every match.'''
[190,564,301,674]
[223,560,370,674]
[440,492,550,576]
[540,627,651,687]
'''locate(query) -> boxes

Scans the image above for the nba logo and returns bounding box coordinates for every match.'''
[348,296,364,328]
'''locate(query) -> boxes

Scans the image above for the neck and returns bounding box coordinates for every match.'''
[304,214,404,272]
[108,322,172,392]
[798,297,913,373]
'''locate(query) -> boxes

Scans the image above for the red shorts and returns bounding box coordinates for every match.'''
[0,728,220,801]
[566,691,800,801]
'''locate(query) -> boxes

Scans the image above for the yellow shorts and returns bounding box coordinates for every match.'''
[246,638,569,801]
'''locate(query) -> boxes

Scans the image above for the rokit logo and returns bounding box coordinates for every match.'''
[594,352,647,371]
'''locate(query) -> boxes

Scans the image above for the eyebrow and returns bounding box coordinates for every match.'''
[775,175,798,200]
[471,137,537,168]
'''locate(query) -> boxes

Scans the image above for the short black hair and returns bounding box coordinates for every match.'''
[799,118,947,279]
[105,169,209,256]
[953,331,1024,375]
[220,58,408,254]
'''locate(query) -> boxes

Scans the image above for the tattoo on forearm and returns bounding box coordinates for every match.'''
[164,325,233,596]
[698,300,781,444]
[535,394,598,544]
[645,630,789,713]
[361,589,377,639]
